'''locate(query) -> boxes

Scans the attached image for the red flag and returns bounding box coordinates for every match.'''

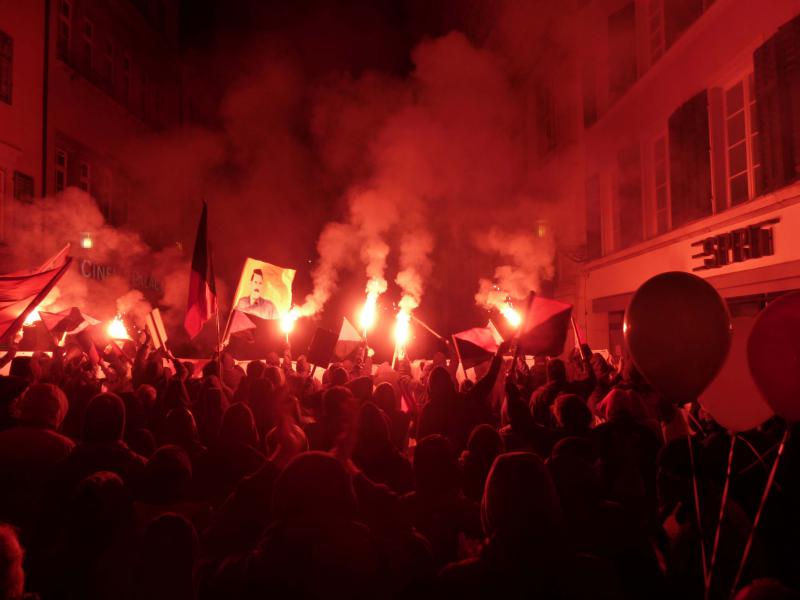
[517,296,573,357]
[40,307,99,335]
[185,201,218,338]
[453,323,504,370]
[0,246,73,342]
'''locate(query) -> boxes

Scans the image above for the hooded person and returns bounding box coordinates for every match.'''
[373,382,411,451]
[0,384,74,528]
[351,402,414,494]
[192,384,227,447]
[194,402,265,505]
[417,343,505,452]
[0,376,29,432]
[459,424,504,503]
[439,452,620,598]
[160,407,206,467]
[133,513,199,600]
[529,359,569,428]
[202,452,382,599]
[51,392,147,497]
[305,385,358,451]
[401,434,482,568]
[34,471,138,600]
[0,523,26,600]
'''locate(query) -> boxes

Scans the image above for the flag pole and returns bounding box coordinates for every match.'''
[511,291,536,380]
[410,314,443,340]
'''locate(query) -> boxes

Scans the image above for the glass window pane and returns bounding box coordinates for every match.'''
[726,82,744,115]
[727,112,745,144]
[750,101,759,134]
[730,173,749,205]
[728,142,747,175]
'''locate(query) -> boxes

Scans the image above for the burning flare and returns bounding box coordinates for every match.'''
[501,303,522,328]
[280,307,300,334]
[23,310,41,327]
[359,279,385,337]
[107,316,131,340]
[394,310,411,356]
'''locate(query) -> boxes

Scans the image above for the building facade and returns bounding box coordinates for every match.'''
[0,0,181,257]
[542,0,800,357]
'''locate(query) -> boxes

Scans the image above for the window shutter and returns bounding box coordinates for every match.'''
[707,87,728,212]
[753,14,800,192]
[663,0,704,49]
[617,144,643,249]
[669,90,712,228]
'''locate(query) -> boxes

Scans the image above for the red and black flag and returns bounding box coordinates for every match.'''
[0,245,73,342]
[185,201,218,338]
[453,321,504,370]
[517,296,573,357]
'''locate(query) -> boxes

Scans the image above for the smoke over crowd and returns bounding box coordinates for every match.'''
[10,0,572,347]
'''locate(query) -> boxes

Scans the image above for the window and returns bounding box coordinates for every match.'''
[615,144,643,249]
[102,40,113,89]
[669,90,712,228]
[81,18,93,74]
[98,167,112,220]
[55,149,68,193]
[653,135,670,233]
[0,30,12,105]
[723,75,763,206]
[13,171,34,203]
[585,175,602,259]
[79,161,90,192]
[57,0,72,62]
[608,3,637,101]
[663,0,703,49]
[648,0,665,65]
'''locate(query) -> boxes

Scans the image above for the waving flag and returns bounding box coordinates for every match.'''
[453,321,505,370]
[517,296,573,357]
[185,201,218,338]
[0,245,73,342]
[39,307,100,336]
[334,316,363,360]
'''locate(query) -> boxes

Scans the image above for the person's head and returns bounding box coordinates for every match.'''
[162,379,190,413]
[246,360,266,379]
[372,382,399,414]
[17,383,68,430]
[554,394,592,434]
[249,269,264,299]
[82,393,126,443]
[427,366,455,402]
[348,376,373,404]
[0,524,25,600]
[466,424,504,464]
[218,402,258,448]
[272,452,356,522]
[67,471,134,544]
[321,386,357,428]
[162,407,201,450]
[546,359,567,384]
[590,353,611,378]
[353,402,392,458]
[328,366,349,387]
[138,513,198,600]
[141,445,193,505]
[413,434,459,497]
[482,452,562,547]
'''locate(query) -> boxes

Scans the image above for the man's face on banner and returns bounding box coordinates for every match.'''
[250,271,263,299]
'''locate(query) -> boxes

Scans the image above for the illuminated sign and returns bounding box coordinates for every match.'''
[691,218,779,271]
[79,259,163,294]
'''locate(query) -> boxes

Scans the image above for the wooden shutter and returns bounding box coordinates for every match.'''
[664,0,704,49]
[753,13,800,193]
[669,90,712,228]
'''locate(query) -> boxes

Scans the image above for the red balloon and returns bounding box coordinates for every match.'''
[700,316,773,431]
[747,291,800,422]
[625,272,731,404]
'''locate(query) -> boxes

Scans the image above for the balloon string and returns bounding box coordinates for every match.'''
[733,436,776,478]
[705,435,735,600]
[687,434,710,590]
[728,426,790,599]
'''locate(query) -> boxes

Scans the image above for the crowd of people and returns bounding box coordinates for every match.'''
[0,332,798,599]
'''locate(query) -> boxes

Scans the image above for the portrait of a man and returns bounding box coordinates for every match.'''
[235,268,278,319]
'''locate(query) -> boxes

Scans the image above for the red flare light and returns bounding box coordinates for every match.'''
[107,316,131,340]
[501,304,522,328]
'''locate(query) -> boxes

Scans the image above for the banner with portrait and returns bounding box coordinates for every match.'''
[223,258,295,353]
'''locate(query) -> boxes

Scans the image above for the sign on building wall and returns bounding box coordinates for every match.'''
[691,218,779,271]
